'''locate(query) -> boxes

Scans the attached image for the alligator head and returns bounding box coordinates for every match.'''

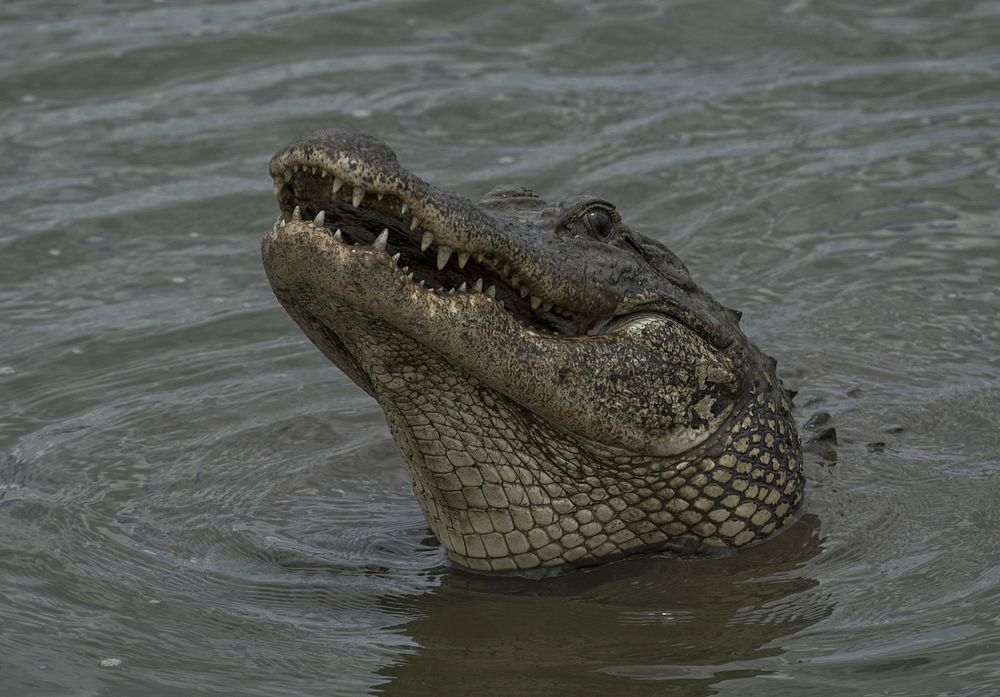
[262,129,803,574]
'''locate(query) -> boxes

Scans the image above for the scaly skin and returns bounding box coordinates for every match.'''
[262,129,803,574]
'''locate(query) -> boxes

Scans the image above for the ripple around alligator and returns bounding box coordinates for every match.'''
[1,1,1000,696]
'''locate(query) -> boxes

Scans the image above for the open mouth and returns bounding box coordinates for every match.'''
[270,159,594,335]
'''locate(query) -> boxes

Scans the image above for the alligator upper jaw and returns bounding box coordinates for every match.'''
[268,139,607,336]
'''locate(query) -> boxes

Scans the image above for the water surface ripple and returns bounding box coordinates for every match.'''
[2,1,999,695]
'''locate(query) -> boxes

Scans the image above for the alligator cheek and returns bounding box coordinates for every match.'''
[440,316,742,457]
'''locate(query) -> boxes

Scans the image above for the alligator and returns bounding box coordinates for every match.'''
[262,129,804,574]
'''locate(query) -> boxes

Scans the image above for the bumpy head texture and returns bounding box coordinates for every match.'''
[262,128,803,574]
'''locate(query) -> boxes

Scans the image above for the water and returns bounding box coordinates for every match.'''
[2,0,999,694]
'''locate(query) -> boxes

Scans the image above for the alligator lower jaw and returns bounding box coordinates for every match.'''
[269,160,601,336]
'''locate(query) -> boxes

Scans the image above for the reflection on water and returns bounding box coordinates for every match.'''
[2,0,1000,695]
[379,517,826,696]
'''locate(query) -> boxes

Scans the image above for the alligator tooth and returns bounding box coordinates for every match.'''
[283,170,292,182]
[332,177,345,194]
[418,280,426,287]
[292,205,302,220]
[373,228,389,250]
[475,253,484,263]
[448,287,456,294]
[407,272,414,280]
[530,295,542,310]
[313,210,325,226]
[510,274,520,286]
[400,202,408,216]
[280,219,286,227]
[486,285,496,298]
[519,286,529,298]
[410,216,421,231]
[352,188,365,207]
[391,252,401,264]
[273,182,282,197]
[473,278,483,292]
[402,266,409,273]
[377,191,384,201]
[420,230,435,252]
[457,252,469,269]
[542,302,553,312]
[458,282,467,292]
[320,170,329,178]
[333,229,343,242]
[437,246,453,271]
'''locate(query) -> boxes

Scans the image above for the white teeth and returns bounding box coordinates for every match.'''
[457,252,469,269]
[531,295,542,310]
[410,217,420,231]
[377,192,384,201]
[391,252,401,263]
[458,282,467,292]
[420,231,435,251]
[418,280,426,287]
[352,188,365,207]
[332,177,344,194]
[273,181,282,197]
[542,302,553,312]
[448,287,456,294]
[313,210,325,226]
[333,229,343,242]
[373,228,388,250]
[320,170,329,178]
[473,278,483,292]
[283,170,292,182]
[400,202,408,215]
[279,218,286,228]
[437,246,453,271]
[475,253,484,263]
[292,205,302,220]
[486,285,496,298]
[520,286,529,298]
[407,272,414,280]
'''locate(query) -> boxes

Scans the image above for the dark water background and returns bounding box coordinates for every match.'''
[2,1,999,695]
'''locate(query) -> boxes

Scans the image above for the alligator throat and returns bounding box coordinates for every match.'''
[262,128,804,574]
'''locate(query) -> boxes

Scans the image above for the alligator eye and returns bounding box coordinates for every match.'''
[584,207,615,239]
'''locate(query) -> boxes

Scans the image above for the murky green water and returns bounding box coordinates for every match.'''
[2,1,999,695]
